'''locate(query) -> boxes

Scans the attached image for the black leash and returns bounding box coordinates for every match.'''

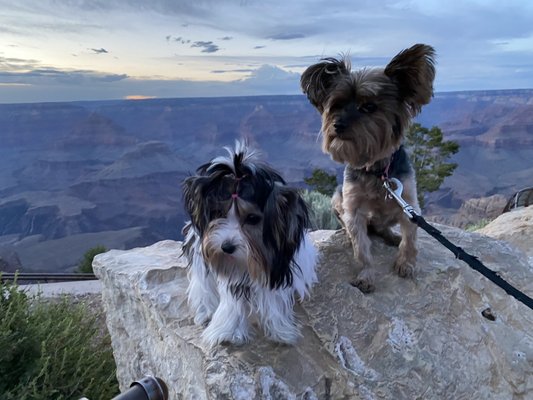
[383,178,533,311]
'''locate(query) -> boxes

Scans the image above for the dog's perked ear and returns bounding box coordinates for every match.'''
[263,185,310,289]
[384,44,436,115]
[300,57,351,112]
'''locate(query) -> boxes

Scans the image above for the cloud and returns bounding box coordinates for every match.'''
[0,67,128,87]
[98,73,128,82]
[0,82,31,87]
[211,68,255,74]
[2,0,533,102]
[191,41,220,53]
[89,48,109,54]
[245,64,299,81]
[0,63,301,103]
[165,35,191,44]
[267,33,306,40]
[0,55,127,87]
[0,56,41,71]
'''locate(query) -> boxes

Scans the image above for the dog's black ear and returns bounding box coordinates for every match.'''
[301,57,350,112]
[384,44,436,115]
[182,175,212,236]
[263,186,310,289]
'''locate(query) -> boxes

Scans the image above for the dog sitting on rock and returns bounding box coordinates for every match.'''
[182,142,317,346]
[301,44,436,293]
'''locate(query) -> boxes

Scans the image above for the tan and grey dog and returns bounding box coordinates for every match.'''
[301,44,436,293]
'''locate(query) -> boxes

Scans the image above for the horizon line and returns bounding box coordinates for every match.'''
[1,87,533,106]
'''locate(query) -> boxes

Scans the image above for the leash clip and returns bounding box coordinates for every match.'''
[383,178,418,219]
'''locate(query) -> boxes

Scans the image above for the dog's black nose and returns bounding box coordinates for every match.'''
[334,122,346,133]
[221,241,236,254]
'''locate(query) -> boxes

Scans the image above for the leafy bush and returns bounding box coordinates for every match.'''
[0,279,118,399]
[301,189,341,231]
[78,245,107,273]
[304,168,338,196]
[465,218,491,232]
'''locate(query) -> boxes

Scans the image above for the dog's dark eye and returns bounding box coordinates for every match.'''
[244,214,262,225]
[359,102,377,113]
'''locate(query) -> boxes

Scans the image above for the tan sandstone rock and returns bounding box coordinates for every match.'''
[476,206,533,259]
[94,225,533,399]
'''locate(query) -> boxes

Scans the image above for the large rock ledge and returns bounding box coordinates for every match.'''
[94,226,533,399]
[476,206,533,259]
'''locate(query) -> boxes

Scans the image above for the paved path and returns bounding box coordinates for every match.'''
[19,280,102,297]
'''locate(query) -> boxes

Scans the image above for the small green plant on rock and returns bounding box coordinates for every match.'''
[465,218,491,232]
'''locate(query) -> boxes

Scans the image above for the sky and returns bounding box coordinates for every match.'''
[1,0,532,104]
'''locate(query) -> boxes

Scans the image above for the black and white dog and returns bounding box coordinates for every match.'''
[182,142,317,347]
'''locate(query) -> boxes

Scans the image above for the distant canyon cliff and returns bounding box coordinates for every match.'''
[1,90,532,272]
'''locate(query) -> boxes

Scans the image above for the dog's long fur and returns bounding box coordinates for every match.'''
[301,44,436,292]
[182,142,317,346]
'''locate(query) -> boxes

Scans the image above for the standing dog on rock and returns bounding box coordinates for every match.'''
[301,44,436,293]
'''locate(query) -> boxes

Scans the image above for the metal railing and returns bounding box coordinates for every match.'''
[502,186,533,213]
[0,272,97,283]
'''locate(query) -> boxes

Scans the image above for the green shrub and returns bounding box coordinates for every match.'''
[465,218,491,232]
[78,245,107,273]
[301,189,341,231]
[0,278,118,400]
[304,168,338,196]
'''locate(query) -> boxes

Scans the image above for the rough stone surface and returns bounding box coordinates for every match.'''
[94,225,533,399]
[476,206,533,259]
[451,194,507,228]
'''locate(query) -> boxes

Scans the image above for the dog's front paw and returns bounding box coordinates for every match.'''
[193,305,213,326]
[351,268,376,293]
[264,323,301,345]
[229,331,250,346]
[202,326,250,348]
[393,258,415,278]
[201,317,251,348]
[351,278,375,293]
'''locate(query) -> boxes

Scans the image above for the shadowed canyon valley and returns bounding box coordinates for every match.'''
[1,89,532,272]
